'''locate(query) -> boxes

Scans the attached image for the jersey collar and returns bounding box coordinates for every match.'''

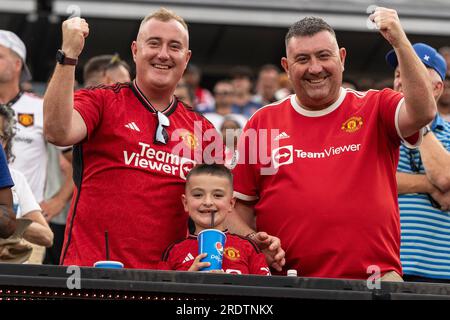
[0,91,23,108]
[290,87,346,117]
[131,80,177,116]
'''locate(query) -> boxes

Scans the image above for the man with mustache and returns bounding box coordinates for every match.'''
[228,7,436,280]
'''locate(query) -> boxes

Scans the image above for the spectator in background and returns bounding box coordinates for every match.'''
[253,64,280,105]
[83,53,131,87]
[229,8,436,279]
[183,63,214,113]
[438,76,450,121]
[0,146,15,239]
[0,30,72,229]
[174,80,195,107]
[342,77,358,90]
[388,43,450,283]
[275,72,293,100]
[439,46,450,72]
[230,66,262,118]
[0,105,53,263]
[221,114,245,166]
[204,80,246,131]
[436,48,450,120]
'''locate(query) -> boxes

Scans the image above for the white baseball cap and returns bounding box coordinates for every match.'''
[0,30,32,81]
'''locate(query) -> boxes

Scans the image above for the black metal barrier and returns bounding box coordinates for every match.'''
[0,264,449,301]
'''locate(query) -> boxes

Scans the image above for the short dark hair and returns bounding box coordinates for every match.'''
[259,64,280,74]
[230,65,254,80]
[185,163,233,188]
[83,54,130,86]
[285,16,336,45]
[0,105,16,162]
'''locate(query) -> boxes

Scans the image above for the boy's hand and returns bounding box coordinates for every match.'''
[188,253,211,271]
[250,231,286,272]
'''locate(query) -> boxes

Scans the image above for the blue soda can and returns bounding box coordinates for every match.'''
[198,229,226,271]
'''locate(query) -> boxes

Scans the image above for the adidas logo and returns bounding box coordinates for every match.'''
[125,122,140,132]
[182,253,195,264]
[274,132,290,141]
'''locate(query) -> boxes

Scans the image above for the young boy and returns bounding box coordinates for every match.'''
[159,164,270,275]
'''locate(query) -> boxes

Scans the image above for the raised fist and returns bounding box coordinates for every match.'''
[61,17,89,58]
[369,7,408,48]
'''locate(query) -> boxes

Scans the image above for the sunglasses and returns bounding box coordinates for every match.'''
[154,111,170,145]
[407,150,441,209]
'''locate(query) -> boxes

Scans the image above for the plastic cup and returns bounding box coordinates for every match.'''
[198,229,226,271]
[93,260,124,269]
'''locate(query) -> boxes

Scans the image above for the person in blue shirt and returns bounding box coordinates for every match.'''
[0,145,15,238]
[387,43,450,282]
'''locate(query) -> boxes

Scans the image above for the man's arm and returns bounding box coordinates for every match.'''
[227,199,257,236]
[0,188,16,238]
[43,17,89,146]
[419,132,450,192]
[397,172,450,211]
[397,172,433,194]
[371,7,436,137]
[228,199,286,271]
[22,211,54,247]
[40,151,74,222]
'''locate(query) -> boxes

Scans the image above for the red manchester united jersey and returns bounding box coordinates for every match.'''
[61,81,222,269]
[159,232,271,275]
[233,88,421,279]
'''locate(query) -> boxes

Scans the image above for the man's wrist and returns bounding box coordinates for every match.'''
[245,231,257,240]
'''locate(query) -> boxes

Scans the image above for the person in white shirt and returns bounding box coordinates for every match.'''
[0,105,53,263]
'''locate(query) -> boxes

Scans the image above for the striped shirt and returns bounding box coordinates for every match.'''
[397,114,450,280]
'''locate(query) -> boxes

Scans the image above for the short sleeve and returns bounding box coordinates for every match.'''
[10,169,41,218]
[74,88,105,140]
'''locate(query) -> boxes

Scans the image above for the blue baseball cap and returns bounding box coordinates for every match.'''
[385,43,447,81]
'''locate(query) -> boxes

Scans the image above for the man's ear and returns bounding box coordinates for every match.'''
[131,41,138,63]
[181,194,188,212]
[281,57,289,75]
[229,197,236,211]
[339,47,347,72]
[434,80,444,100]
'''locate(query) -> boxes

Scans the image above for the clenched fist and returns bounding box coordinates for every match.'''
[61,17,89,59]
[369,7,408,48]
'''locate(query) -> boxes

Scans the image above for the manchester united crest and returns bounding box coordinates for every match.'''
[224,247,240,261]
[180,130,199,150]
[18,113,34,127]
[341,116,363,133]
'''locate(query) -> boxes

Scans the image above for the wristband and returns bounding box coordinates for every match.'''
[245,231,257,239]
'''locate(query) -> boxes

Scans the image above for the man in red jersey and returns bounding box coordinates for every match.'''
[228,7,437,280]
[43,8,228,268]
